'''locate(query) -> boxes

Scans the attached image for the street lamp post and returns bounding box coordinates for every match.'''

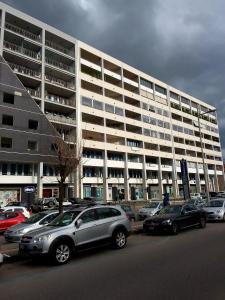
[197,108,216,204]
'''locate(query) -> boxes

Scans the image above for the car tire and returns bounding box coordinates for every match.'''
[171,222,178,235]
[50,242,72,265]
[48,201,54,208]
[199,217,206,228]
[112,229,127,249]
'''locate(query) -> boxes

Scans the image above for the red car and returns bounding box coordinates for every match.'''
[0,212,26,232]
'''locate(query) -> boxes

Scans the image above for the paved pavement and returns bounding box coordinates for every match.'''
[1,222,225,300]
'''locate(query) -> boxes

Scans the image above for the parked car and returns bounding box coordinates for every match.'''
[0,253,3,267]
[116,204,136,221]
[186,198,205,209]
[19,205,131,265]
[31,198,58,212]
[204,199,225,221]
[138,202,163,220]
[143,204,207,235]
[0,206,31,218]
[190,193,202,200]
[216,192,225,198]
[0,212,26,233]
[4,211,59,243]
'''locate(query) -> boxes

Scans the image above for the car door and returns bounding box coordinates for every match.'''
[74,208,99,246]
[95,207,121,240]
[179,205,193,228]
[4,213,18,230]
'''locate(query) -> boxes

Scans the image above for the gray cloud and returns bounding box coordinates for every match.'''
[2,0,225,157]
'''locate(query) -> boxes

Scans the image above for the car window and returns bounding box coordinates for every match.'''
[6,213,17,219]
[120,205,132,212]
[23,212,47,224]
[79,209,98,224]
[5,208,13,212]
[0,214,6,220]
[14,208,24,212]
[49,211,80,227]
[97,208,121,219]
[39,213,59,225]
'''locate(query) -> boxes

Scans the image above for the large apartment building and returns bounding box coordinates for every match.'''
[0,2,223,203]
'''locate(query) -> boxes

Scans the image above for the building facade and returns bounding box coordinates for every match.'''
[0,2,224,202]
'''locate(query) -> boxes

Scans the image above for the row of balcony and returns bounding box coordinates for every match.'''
[45,111,76,125]
[45,57,74,73]
[4,40,41,60]
[8,62,41,78]
[45,74,75,89]
[45,94,75,107]
[5,22,41,42]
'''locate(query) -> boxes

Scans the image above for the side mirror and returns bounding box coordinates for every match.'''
[75,219,82,228]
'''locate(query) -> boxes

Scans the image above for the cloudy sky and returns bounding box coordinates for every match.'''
[2,0,225,156]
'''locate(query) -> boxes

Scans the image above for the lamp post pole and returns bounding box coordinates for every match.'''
[197,108,216,204]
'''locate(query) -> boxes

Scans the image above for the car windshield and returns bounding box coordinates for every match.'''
[144,202,159,209]
[0,213,6,220]
[158,205,182,215]
[207,200,224,208]
[23,212,47,224]
[121,205,131,212]
[49,211,81,227]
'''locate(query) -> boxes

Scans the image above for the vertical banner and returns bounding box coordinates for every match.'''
[180,159,190,200]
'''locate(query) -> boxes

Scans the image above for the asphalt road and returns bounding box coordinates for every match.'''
[1,223,225,300]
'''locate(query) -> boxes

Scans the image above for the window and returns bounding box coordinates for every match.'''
[2,163,8,175]
[115,107,123,116]
[27,141,37,151]
[1,137,12,148]
[170,91,179,100]
[82,97,92,107]
[10,164,16,175]
[2,115,13,126]
[28,120,38,130]
[96,207,117,219]
[140,78,152,89]
[93,100,103,110]
[105,104,114,113]
[3,93,14,104]
[79,209,97,223]
[155,85,166,95]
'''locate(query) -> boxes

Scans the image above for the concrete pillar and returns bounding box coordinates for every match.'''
[142,155,147,201]
[37,162,43,198]
[124,153,130,201]
[0,10,5,56]
[214,166,219,192]
[195,162,201,193]
[103,149,108,203]
[158,157,163,200]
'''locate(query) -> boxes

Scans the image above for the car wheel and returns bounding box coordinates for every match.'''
[51,242,71,265]
[112,229,127,249]
[171,222,178,235]
[48,201,54,208]
[199,217,206,228]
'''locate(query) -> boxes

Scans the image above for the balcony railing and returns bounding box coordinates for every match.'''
[45,40,72,56]
[45,112,76,125]
[27,87,41,98]
[45,57,74,73]
[4,41,41,60]
[5,22,41,42]
[45,94,74,107]
[9,62,41,79]
[45,74,75,89]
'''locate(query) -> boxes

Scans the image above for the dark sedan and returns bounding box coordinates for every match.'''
[143,204,207,235]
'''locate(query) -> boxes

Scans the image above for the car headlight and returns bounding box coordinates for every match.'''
[162,219,172,225]
[33,234,52,243]
[16,229,26,234]
[216,210,223,214]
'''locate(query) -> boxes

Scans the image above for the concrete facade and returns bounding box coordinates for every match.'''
[0,2,223,202]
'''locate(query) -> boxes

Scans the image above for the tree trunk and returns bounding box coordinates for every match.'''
[58,181,65,213]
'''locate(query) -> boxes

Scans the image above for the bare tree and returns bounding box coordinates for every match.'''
[53,135,82,213]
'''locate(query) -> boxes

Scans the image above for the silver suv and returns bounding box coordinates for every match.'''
[19,205,131,265]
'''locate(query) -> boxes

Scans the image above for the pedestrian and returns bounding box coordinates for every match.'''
[163,193,170,207]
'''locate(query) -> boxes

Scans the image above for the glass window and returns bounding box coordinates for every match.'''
[170,92,179,100]
[39,213,59,225]
[142,102,148,110]
[82,97,92,107]
[142,115,149,123]
[2,115,13,126]
[155,85,166,95]
[105,104,114,113]
[2,163,8,175]
[79,209,97,223]
[143,128,150,136]
[3,93,14,104]
[28,120,38,130]
[93,100,103,110]
[1,137,12,148]
[115,107,123,116]
[158,120,163,127]
[27,141,37,151]
[10,164,16,175]
[149,118,156,125]
[140,78,152,89]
